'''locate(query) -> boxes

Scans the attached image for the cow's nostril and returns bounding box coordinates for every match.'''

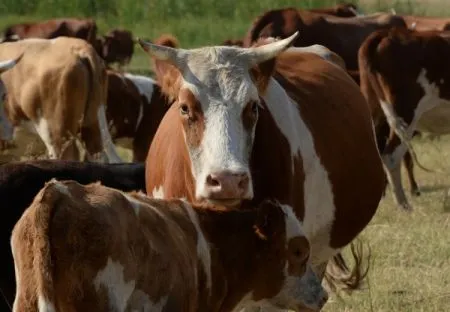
[206,175,220,187]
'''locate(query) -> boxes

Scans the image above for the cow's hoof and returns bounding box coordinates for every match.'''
[411,188,421,197]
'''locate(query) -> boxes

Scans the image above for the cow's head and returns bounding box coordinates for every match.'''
[246,201,327,311]
[139,33,297,206]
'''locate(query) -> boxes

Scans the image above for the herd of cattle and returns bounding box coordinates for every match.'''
[0,2,449,311]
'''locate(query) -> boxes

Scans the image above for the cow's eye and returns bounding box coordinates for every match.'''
[180,104,190,115]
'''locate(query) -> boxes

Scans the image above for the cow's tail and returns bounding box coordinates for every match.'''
[324,240,371,295]
[78,49,122,163]
[361,29,433,173]
[11,179,65,311]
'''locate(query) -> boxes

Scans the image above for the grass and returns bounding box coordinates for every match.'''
[1,0,450,311]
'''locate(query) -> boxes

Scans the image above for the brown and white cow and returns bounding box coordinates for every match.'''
[106,70,170,161]
[359,27,450,210]
[243,10,406,71]
[11,179,328,312]
[1,18,97,46]
[139,33,386,300]
[402,15,450,31]
[0,37,122,162]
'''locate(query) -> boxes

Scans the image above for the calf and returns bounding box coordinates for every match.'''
[106,70,170,161]
[243,10,406,71]
[0,159,145,309]
[0,37,122,162]
[359,27,450,210]
[12,179,327,312]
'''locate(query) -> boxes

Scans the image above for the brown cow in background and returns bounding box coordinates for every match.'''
[1,18,97,45]
[243,10,406,71]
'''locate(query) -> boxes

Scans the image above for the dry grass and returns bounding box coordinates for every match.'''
[324,134,450,311]
[3,127,449,311]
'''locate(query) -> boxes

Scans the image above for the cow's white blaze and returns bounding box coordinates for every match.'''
[262,78,337,265]
[94,257,136,311]
[180,58,259,201]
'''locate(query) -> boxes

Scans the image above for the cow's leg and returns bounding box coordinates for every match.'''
[0,101,15,149]
[382,132,411,210]
[33,117,60,159]
[81,104,122,163]
[403,150,420,196]
[96,104,122,163]
[80,113,106,163]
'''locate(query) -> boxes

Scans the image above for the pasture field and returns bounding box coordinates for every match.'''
[1,0,450,311]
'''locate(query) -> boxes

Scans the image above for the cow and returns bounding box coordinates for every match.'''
[309,2,362,18]
[139,32,386,305]
[105,70,170,161]
[11,179,328,311]
[0,160,145,310]
[359,27,450,210]
[0,37,122,162]
[243,10,406,71]
[1,18,97,46]
[96,29,135,68]
[402,15,450,31]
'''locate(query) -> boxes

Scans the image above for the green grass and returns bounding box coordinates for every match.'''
[2,0,450,74]
[1,0,450,311]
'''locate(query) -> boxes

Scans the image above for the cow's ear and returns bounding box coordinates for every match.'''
[152,61,182,103]
[250,57,277,94]
[139,36,184,103]
[253,200,284,241]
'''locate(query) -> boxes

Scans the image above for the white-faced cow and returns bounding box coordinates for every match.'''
[359,27,450,210]
[139,32,386,304]
[11,179,328,312]
[0,37,122,162]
